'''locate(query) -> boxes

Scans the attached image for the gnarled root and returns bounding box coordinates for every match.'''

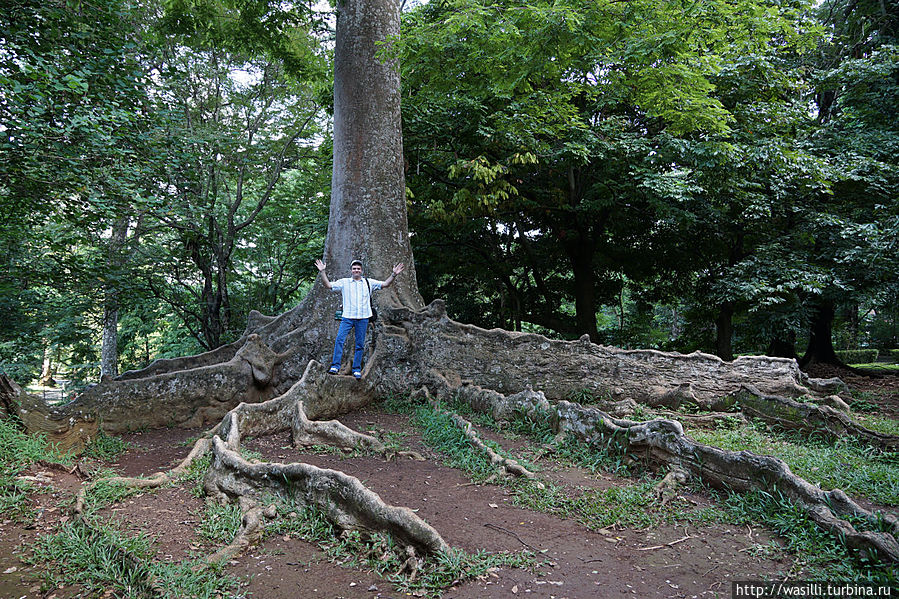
[446,382,899,564]
[203,436,449,556]
[412,386,540,482]
[73,437,213,517]
[204,498,277,567]
[728,385,899,451]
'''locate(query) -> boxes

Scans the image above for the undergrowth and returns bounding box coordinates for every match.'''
[82,429,129,460]
[392,395,723,532]
[25,517,245,598]
[720,488,898,584]
[198,501,243,544]
[0,418,68,520]
[265,499,535,597]
[385,392,899,583]
[689,421,899,506]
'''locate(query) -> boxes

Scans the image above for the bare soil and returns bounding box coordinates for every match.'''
[2,385,896,599]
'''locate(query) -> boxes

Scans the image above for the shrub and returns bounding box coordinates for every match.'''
[835,349,878,363]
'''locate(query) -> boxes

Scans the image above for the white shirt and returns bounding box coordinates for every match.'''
[331,277,384,319]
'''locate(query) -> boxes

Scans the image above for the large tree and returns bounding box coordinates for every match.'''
[14,0,899,575]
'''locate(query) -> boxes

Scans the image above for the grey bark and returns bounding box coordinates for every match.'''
[328,0,421,310]
[100,215,130,379]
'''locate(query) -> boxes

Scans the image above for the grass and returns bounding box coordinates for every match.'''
[25,517,245,598]
[689,421,899,506]
[265,499,535,596]
[83,429,129,460]
[0,418,69,520]
[720,488,898,584]
[81,469,147,514]
[402,396,723,531]
[849,362,899,373]
[389,392,899,583]
[198,501,243,544]
[854,413,899,436]
[175,452,212,498]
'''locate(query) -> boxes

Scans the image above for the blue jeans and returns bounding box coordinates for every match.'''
[330,318,369,371]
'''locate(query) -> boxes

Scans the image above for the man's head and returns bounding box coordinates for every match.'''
[350,260,363,279]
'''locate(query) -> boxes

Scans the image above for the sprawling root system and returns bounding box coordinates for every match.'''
[19,299,899,565]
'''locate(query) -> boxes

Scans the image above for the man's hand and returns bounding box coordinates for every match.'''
[315,259,332,289]
[392,262,405,276]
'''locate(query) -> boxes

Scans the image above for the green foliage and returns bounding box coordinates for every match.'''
[0,419,68,519]
[83,430,128,461]
[198,501,243,544]
[26,518,245,598]
[836,349,879,363]
[721,489,898,583]
[266,500,535,595]
[410,399,721,532]
[82,471,146,514]
[690,422,899,506]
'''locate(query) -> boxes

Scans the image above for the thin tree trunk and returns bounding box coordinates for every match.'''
[100,215,130,379]
[564,239,599,342]
[715,303,734,361]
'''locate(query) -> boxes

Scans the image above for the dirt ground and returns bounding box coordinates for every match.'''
[2,371,897,599]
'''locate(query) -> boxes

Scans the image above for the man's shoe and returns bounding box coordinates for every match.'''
[328,367,339,375]
[353,370,362,380]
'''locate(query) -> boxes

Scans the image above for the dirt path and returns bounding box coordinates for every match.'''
[1,402,807,599]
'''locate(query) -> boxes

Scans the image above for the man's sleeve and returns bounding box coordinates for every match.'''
[370,279,385,290]
[331,277,346,290]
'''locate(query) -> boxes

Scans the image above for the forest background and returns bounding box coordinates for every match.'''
[1,0,898,391]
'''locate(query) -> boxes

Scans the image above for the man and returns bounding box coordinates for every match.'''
[315,258,405,379]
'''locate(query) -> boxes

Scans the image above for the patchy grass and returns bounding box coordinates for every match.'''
[854,413,899,436]
[25,517,245,598]
[83,429,128,460]
[0,419,69,520]
[81,469,147,514]
[689,421,899,506]
[266,500,535,596]
[198,501,243,544]
[176,452,212,498]
[849,363,899,373]
[721,489,898,584]
[406,398,722,531]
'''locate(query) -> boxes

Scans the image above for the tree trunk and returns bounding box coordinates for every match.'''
[845,302,859,349]
[565,238,599,342]
[327,0,420,310]
[800,299,841,368]
[767,330,798,360]
[17,0,899,571]
[100,215,130,378]
[715,303,734,361]
[38,346,56,387]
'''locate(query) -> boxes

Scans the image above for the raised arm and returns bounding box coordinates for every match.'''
[315,259,332,289]
[381,262,405,288]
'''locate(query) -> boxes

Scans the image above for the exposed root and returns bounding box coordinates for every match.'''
[394,545,420,581]
[444,382,899,564]
[412,386,541,483]
[655,410,749,429]
[654,466,688,506]
[73,437,213,517]
[203,498,276,567]
[729,385,899,451]
[203,436,449,555]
